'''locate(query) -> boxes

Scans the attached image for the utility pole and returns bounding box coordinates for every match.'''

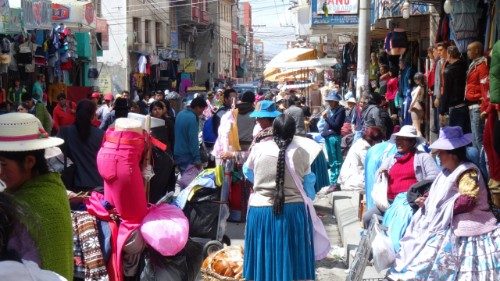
[356,0,370,98]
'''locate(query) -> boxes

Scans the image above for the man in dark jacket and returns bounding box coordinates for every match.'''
[236,91,256,150]
[322,91,346,186]
[439,45,470,133]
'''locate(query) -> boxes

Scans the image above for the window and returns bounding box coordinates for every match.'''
[145,20,151,44]
[95,0,102,17]
[156,22,162,45]
[133,17,140,43]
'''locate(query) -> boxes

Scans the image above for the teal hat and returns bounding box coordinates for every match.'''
[325,91,342,101]
[250,100,282,118]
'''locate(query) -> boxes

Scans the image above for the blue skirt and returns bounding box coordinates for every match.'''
[243,203,315,281]
[311,151,330,192]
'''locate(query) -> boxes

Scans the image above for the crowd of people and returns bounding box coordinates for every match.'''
[0,39,498,281]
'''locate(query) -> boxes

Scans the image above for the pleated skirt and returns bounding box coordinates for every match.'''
[388,225,500,280]
[311,151,330,192]
[243,202,316,281]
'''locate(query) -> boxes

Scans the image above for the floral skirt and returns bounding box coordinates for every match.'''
[387,225,500,280]
[243,203,315,281]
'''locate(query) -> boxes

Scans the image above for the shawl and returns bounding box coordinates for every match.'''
[12,173,73,280]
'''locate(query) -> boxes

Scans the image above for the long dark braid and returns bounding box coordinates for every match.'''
[272,114,296,215]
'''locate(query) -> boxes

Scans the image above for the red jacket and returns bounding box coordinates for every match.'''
[466,58,489,103]
[52,101,76,131]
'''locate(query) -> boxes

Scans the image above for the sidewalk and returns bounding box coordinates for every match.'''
[330,191,385,280]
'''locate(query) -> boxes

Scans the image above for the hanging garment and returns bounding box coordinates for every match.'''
[138,55,147,73]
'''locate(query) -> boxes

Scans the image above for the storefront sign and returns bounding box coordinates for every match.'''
[52,3,70,20]
[170,31,179,49]
[96,18,109,50]
[180,58,196,73]
[22,0,52,30]
[371,0,430,24]
[158,48,179,60]
[316,0,359,15]
[312,14,358,25]
[0,8,22,34]
[97,74,112,94]
[51,1,96,29]
[311,0,359,26]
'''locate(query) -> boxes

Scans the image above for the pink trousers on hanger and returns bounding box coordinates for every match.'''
[96,129,147,280]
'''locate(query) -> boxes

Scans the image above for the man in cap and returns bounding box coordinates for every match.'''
[322,91,346,188]
[96,93,113,122]
[21,92,52,134]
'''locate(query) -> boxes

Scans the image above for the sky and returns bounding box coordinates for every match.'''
[248,0,297,58]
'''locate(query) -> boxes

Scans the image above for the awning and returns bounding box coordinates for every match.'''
[263,48,317,78]
[280,83,314,90]
[271,58,338,70]
[267,69,313,82]
[52,0,96,30]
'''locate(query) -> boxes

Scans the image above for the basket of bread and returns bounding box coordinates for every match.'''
[201,246,244,281]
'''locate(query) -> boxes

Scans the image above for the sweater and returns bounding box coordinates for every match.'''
[245,140,310,206]
[10,173,73,280]
[174,108,200,164]
[387,152,418,199]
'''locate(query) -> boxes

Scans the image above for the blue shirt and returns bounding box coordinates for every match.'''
[174,108,200,164]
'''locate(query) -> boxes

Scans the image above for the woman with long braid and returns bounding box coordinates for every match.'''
[242,114,316,281]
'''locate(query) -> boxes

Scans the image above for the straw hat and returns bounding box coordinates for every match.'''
[0,113,64,152]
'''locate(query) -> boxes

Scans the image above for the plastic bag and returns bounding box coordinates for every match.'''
[371,220,395,272]
[141,239,203,281]
[371,173,390,211]
[141,204,189,256]
[183,187,220,239]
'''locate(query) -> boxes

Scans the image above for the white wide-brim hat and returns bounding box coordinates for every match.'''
[389,125,425,146]
[0,113,64,152]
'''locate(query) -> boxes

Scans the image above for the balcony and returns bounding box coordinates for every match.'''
[192,6,200,21]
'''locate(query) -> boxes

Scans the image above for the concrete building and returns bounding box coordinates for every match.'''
[98,0,172,94]
[239,1,253,82]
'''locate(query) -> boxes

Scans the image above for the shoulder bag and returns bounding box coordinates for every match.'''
[286,147,331,260]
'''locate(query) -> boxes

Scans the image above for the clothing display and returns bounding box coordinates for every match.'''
[97,129,148,280]
[448,0,482,52]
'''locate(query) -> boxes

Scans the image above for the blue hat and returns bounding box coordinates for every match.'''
[250,100,282,118]
[324,91,342,102]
